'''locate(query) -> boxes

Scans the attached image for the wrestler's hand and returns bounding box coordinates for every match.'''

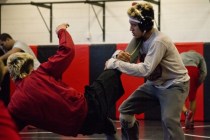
[56,23,69,34]
[117,51,131,62]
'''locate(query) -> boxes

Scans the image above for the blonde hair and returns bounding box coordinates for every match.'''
[7,52,34,81]
[127,2,154,20]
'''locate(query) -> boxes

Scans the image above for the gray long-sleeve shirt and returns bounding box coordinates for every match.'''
[106,28,189,89]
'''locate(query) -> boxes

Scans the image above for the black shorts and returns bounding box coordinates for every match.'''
[79,69,124,135]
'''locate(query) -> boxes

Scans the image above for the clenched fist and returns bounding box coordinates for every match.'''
[56,23,69,34]
[117,51,131,62]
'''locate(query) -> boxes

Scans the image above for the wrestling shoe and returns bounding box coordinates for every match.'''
[185,110,193,130]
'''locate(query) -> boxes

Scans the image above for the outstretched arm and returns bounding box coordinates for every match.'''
[41,23,75,79]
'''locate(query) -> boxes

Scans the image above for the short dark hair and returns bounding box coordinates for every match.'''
[0,33,13,41]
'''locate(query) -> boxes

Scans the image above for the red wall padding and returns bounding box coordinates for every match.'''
[30,45,38,56]
[9,43,205,121]
[62,44,89,93]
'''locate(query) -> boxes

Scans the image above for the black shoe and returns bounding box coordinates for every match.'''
[121,121,139,140]
[185,110,193,130]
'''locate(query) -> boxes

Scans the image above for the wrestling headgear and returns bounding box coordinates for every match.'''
[127,2,154,32]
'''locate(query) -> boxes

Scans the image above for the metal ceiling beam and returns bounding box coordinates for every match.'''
[0,0,159,5]
[31,2,53,42]
[0,0,160,42]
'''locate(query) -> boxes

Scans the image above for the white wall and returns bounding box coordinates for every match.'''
[1,0,210,45]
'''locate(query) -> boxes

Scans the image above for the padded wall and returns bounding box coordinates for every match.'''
[204,43,210,121]
[89,44,116,84]
[89,44,117,118]
[7,42,209,122]
[37,45,58,63]
[63,44,89,93]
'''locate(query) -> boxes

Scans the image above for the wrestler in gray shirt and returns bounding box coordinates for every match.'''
[105,2,190,139]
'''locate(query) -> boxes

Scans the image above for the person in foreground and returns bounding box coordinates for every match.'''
[0,59,21,140]
[0,99,21,140]
[105,2,190,140]
[7,23,124,140]
[181,50,207,130]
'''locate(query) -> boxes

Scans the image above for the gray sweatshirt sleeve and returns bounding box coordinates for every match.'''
[106,41,166,77]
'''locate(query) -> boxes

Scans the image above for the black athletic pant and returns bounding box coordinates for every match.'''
[80,69,124,135]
